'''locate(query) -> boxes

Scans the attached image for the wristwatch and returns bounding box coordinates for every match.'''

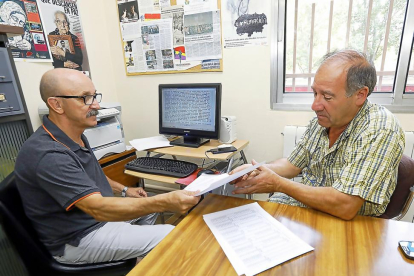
[121,186,128,197]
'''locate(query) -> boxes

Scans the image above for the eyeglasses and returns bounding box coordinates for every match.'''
[10,15,25,27]
[55,93,102,105]
[55,19,69,26]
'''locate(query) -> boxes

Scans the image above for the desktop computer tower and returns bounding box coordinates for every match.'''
[219,116,237,144]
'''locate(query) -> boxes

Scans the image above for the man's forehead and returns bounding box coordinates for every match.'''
[55,13,65,20]
[315,61,347,81]
[79,89,96,95]
[60,73,95,95]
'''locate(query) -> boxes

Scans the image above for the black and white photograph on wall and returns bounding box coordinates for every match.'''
[118,0,139,23]
[142,24,159,35]
[23,0,37,13]
[183,11,213,36]
[32,33,46,45]
[38,0,91,73]
[0,0,51,61]
[147,60,157,70]
[29,22,42,32]
[173,12,184,45]
[163,59,174,69]
[145,50,156,61]
[126,53,134,66]
[124,40,133,52]
[58,40,70,53]
[161,49,172,59]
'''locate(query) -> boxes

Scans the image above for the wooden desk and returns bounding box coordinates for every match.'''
[99,149,138,187]
[127,194,414,276]
[124,139,249,185]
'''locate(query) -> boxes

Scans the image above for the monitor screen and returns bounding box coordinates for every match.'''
[159,83,221,148]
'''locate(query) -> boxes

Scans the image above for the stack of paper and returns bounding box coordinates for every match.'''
[129,136,172,151]
[203,203,314,276]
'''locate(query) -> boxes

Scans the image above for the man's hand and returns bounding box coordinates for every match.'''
[64,60,80,69]
[126,187,147,198]
[229,159,269,184]
[229,163,253,184]
[164,190,201,214]
[51,45,65,57]
[233,160,280,194]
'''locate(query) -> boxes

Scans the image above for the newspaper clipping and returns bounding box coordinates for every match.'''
[118,0,222,74]
[183,10,221,61]
[161,5,184,47]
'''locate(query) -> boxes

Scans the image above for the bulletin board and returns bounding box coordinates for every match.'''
[116,0,223,76]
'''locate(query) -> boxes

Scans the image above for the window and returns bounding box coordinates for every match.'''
[406,38,414,93]
[271,0,414,112]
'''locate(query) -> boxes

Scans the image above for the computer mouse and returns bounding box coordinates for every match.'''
[197,169,215,177]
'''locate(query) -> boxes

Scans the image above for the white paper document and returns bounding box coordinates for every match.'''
[129,136,173,151]
[203,203,314,276]
[184,162,265,196]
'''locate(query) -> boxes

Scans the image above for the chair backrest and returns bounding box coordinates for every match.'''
[380,155,414,220]
[0,173,136,276]
[0,172,59,275]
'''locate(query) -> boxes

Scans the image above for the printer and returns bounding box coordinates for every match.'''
[38,102,126,160]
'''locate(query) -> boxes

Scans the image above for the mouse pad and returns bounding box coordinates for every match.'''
[175,169,219,186]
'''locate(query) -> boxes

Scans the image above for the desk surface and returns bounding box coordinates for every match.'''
[146,139,249,160]
[127,194,414,276]
[125,139,249,184]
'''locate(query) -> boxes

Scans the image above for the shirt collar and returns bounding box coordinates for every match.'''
[318,100,371,149]
[42,115,83,152]
[342,100,371,138]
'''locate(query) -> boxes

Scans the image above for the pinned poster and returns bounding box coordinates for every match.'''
[37,0,91,74]
[0,0,52,61]
[116,0,223,75]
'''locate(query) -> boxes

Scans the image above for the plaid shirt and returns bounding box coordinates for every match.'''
[269,101,405,216]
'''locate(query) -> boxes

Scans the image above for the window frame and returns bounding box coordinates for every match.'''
[270,0,414,112]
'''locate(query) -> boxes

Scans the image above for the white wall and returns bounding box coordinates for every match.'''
[16,0,414,166]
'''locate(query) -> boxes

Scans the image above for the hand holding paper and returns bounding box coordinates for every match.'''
[232,161,282,195]
[184,162,265,196]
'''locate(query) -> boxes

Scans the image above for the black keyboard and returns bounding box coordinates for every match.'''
[125,157,198,178]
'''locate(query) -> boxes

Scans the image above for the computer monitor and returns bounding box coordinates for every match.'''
[159,83,221,148]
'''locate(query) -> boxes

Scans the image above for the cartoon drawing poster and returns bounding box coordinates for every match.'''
[0,0,51,61]
[222,0,269,48]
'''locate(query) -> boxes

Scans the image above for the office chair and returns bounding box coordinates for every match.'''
[0,172,136,276]
[380,155,414,221]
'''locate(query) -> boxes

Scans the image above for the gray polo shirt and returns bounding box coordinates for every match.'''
[15,116,114,256]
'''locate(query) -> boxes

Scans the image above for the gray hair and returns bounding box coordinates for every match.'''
[320,49,377,97]
[54,10,70,28]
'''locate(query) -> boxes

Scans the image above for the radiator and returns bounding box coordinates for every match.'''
[283,126,414,223]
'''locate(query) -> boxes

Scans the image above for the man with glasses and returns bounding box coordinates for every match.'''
[230,49,405,220]
[15,68,200,264]
[48,10,83,70]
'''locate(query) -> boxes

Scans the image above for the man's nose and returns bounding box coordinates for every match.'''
[90,97,100,109]
[311,95,323,112]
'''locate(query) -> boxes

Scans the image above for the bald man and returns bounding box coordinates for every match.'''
[15,69,200,264]
[231,49,405,220]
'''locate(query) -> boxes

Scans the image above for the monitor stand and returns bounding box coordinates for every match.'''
[170,136,210,148]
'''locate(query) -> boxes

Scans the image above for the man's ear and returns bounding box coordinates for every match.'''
[47,97,64,115]
[355,87,369,106]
